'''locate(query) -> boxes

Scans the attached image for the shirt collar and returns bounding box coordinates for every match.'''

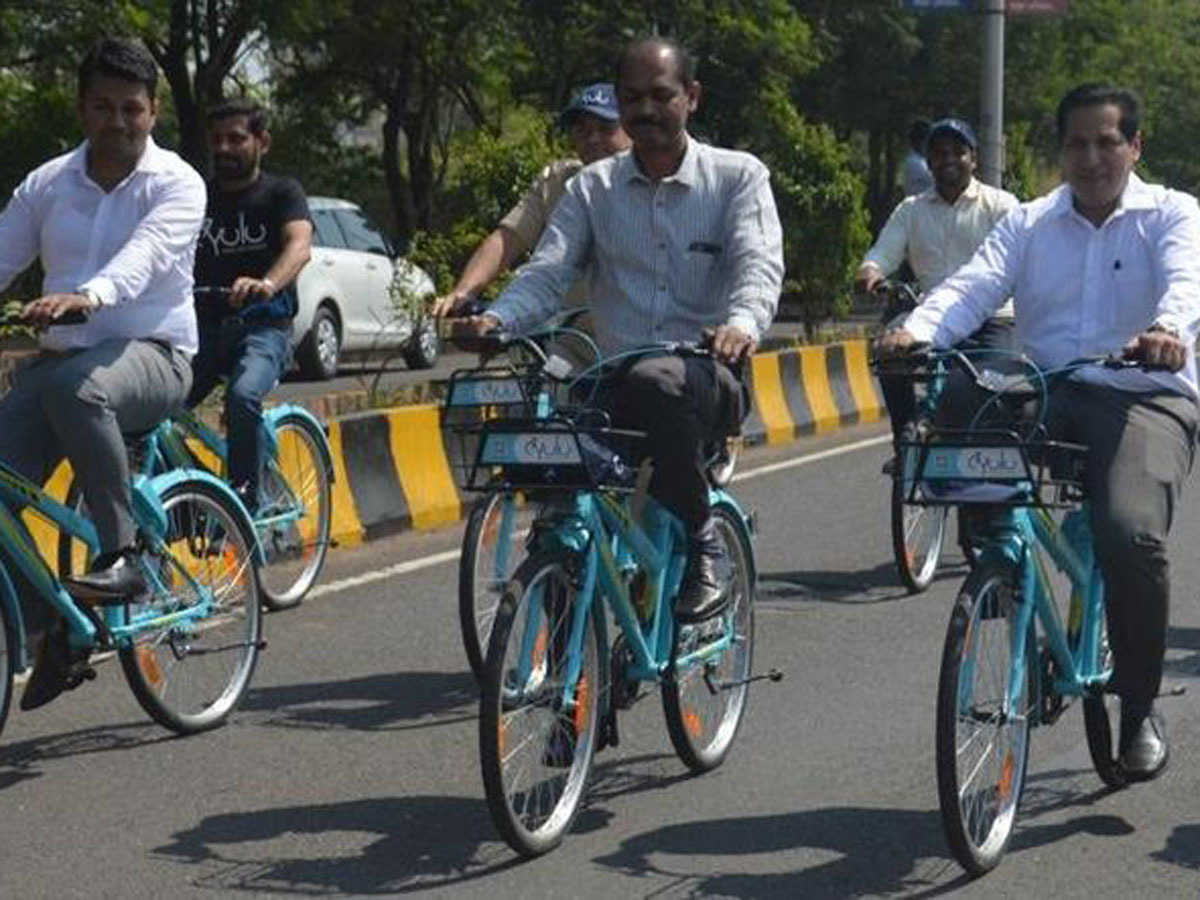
[921,177,981,206]
[623,133,700,187]
[69,135,167,179]
[1051,171,1154,220]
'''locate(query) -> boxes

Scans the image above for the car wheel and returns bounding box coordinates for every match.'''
[402,315,439,370]
[298,306,340,380]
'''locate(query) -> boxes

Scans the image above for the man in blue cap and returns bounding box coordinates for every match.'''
[432,83,630,315]
[855,116,1020,464]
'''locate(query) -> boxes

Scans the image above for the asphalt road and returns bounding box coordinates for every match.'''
[3,422,1200,898]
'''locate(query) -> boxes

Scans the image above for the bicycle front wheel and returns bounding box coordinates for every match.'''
[479,552,600,857]
[0,592,14,742]
[892,425,947,593]
[662,502,755,772]
[460,490,531,680]
[257,413,332,610]
[120,479,263,734]
[936,563,1032,876]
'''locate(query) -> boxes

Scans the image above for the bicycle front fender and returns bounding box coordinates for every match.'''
[137,469,265,565]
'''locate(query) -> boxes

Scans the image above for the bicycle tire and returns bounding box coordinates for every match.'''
[0,591,14,742]
[662,502,755,772]
[1082,619,1127,789]
[460,490,530,681]
[892,423,947,593]
[120,478,263,734]
[256,413,332,610]
[936,563,1033,876]
[479,552,600,857]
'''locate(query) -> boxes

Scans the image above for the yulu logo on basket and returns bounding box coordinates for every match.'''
[922,446,1029,480]
[448,378,524,407]
[481,432,582,465]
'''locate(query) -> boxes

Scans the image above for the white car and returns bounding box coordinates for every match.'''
[293,196,439,380]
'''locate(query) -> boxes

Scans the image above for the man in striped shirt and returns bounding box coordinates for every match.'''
[459,37,784,623]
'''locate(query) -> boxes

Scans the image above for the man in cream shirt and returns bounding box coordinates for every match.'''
[856,118,1019,459]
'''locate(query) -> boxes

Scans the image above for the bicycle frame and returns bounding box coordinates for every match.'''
[975,503,1108,721]
[519,487,743,713]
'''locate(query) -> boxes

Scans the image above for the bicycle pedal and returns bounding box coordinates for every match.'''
[64,664,97,690]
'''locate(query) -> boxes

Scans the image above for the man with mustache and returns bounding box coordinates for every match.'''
[855,118,1020,466]
[188,99,313,514]
[877,84,1200,780]
[0,38,204,707]
[454,37,783,624]
[431,83,630,317]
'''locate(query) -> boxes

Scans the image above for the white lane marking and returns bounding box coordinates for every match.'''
[309,433,890,599]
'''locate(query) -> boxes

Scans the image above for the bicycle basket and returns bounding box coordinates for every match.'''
[898,428,1087,508]
[458,417,646,493]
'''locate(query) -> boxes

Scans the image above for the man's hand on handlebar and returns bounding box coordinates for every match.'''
[22,292,95,327]
[703,325,757,365]
[228,276,275,309]
[1123,327,1189,372]
[873,327,922,360]
[430,289,476,318]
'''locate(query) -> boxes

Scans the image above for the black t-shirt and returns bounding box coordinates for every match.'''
[194,172,311,322]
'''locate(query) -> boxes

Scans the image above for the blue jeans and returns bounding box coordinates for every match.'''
[187,319,292,510]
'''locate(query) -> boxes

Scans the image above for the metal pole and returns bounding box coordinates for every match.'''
[979,0,1005,186]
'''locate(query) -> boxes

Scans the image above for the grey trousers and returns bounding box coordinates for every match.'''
[0,338,192,554]
[1046,383,1197,709]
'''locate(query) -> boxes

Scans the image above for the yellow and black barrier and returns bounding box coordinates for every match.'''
[23,339,884,564]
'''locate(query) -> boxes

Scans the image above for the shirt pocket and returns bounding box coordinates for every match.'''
[1107,258,1157,339]
[677,242,723,311]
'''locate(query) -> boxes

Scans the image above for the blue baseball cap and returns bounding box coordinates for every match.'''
[560,83,619,127]
[926,117,978,152]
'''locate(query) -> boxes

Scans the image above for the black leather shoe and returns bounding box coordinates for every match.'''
[63,550,147,605]
[19,620,94,710]
[676,521,729,624]
[1120,706,1169,781]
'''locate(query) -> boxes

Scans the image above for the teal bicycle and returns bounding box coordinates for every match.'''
[901,351,1137,874]
[458,341,764,857]
[56,294,333,612]
[0,417,264,738]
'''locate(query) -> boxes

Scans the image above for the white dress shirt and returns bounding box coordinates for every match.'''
[905,174,1200,396]
[0,136,205,354]
[863,178,1019,301]
[491,137,784,356]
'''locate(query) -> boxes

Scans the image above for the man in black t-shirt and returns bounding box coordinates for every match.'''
[190,99,312,511]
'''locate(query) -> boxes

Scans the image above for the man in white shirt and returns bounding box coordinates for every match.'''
[856,118,1020,457]
[877,84,1200,780]
[0,38,204,708]
[452,37,783,624]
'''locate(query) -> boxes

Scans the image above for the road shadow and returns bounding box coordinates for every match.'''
[1153,823,1200,871]
[0,719,174,789]
[153,794,518,895]
[1163,625,1200,679]
[152,753,685,895]
[591,769,1132,898]
[239,669,477,733]
[758,559,966,606]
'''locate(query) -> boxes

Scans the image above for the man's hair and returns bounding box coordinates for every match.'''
[207,98,270,136]
[78,37,158,99]
[615,36,696,89]
[1056,83,1141,144]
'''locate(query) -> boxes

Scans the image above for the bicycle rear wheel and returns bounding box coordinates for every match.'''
[662,502,755,772]
[892,424,947,593]
[460,490,531,680]
[479,552,600,857]
[120,479,262,734]
[256,413,332,610]
[936,563,1032,876]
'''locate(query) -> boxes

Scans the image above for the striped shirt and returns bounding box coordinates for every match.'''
[491,137,783,355]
